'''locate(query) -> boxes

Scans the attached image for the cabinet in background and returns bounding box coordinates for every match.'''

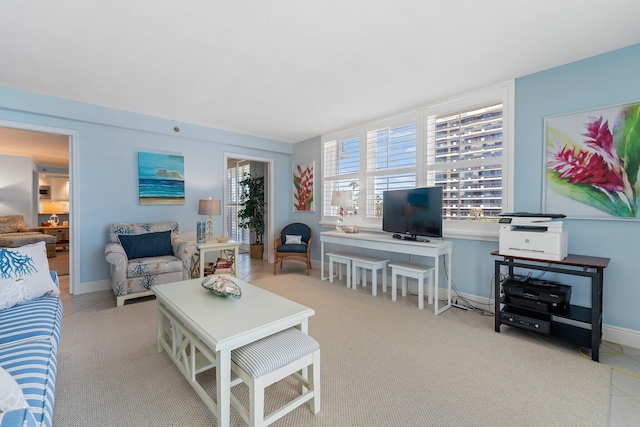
[39,175,69,201]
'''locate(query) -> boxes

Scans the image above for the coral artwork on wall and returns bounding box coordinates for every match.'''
[544,102,640,219]
[292,161,314,212]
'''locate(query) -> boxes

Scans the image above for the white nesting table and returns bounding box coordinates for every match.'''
[320,231,453,315]
[152,277,315,427]
[194,240,241,278]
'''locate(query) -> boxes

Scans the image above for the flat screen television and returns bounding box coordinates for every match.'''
[382,187,443,241]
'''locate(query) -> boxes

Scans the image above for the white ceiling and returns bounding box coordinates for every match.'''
[1,0,640,150]
[0,127,68,168]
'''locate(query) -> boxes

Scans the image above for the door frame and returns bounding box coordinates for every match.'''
[0,120,79,294]
[223,152,274,263]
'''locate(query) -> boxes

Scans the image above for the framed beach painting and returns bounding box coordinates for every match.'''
[138,151,185,205]
[543,101,640,219]
[292,161,314,212]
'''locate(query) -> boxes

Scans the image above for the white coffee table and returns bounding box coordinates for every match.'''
[152,277,315,427]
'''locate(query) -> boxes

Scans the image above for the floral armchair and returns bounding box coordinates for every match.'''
[104,222,196,306]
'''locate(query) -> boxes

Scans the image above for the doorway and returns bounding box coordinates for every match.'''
[224,153,274,263]
[0,120,78,294]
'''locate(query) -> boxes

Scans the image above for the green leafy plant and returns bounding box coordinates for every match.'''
[237,173,265,244]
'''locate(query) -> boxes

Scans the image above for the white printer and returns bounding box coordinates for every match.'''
[498,213,568,261]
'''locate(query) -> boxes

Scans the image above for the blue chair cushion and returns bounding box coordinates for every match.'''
[277,243,307,253]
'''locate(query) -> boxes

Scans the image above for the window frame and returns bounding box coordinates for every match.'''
[320,81,514,241]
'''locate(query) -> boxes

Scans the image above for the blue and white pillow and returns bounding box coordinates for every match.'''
[0,242,59,311]
[0,366,37,427]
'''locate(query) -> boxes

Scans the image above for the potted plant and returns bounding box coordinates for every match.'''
[237,173,265,259]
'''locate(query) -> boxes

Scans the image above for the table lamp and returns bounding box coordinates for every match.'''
[198,198,221,242]
[330,190,353,232]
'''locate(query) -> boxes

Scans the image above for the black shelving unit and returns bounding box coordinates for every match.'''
[492,252,610,362]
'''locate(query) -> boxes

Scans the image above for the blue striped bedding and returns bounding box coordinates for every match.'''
[0,296,62,350]
[0,271,62,427]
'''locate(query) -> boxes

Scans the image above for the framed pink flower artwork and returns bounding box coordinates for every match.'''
[543,102,640,219]
[292,161,315,212]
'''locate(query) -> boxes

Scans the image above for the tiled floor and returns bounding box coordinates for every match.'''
[59,254,640,426]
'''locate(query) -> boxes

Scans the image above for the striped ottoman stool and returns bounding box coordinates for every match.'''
[230,327,321,427]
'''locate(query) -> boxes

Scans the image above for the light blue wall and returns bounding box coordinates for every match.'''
[288,135,323,258]
[0,86,294,288]
[2,41,639,332]
[515,43,640,330]
[297,43,640,333]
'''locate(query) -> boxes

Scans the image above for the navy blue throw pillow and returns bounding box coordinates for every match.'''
[118,230,173,260]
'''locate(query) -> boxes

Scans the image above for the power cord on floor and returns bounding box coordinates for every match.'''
[445,264,640,379]
[579,340,640,379]
[440,256,494,316]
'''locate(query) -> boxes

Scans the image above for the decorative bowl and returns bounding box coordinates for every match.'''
[215,235,232,243]
[201,275,242,299]
[344,225,359,234]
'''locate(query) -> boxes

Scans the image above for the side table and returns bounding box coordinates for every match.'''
[193,240,241,278]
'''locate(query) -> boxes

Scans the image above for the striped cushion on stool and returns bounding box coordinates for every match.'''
[232,327,319,379]
[0,340,58,427]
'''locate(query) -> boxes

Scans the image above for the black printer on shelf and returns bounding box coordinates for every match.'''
[502,276,571,314]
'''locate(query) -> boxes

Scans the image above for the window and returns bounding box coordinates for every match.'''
[321,82,513,239]
[426,102,503,220]
[226,161,251,244]
[364,114,417,222]
[322,129,361,217]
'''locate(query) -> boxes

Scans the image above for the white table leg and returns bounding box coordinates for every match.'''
[434,250,453,316]
[321,241,326,281]
[216,350,231,427]
[434,256,440,315]
[372,269,377,296]
[233,246,239,278]
[447,249,452,308]
[199,247,206,278]
[428,269,434,305]
[418,276,424,310]
[346,262,351,289]
[156,303,164,353]
[382,265,387,293]
[391,272,397,301]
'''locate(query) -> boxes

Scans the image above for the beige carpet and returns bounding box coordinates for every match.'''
[53,274,611,426]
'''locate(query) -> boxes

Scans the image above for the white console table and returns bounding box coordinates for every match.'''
[320,231,453,315]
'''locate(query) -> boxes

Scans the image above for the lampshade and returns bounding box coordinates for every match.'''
[198,199,221,216]
[330,191,353,208]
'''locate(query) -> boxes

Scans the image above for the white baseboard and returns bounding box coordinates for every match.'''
[602,324,640,350]
[75,279,111,295]
[447,289,640,350]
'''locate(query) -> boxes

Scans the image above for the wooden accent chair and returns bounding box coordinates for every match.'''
[273,223,312,275]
